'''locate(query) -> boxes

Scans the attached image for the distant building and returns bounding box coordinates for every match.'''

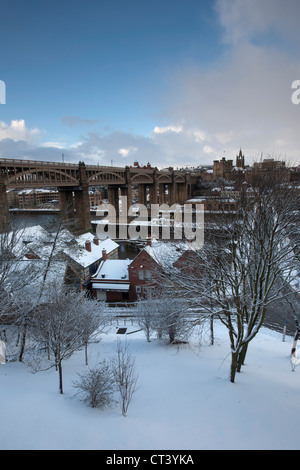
[252,159,286,170]
[246,158,290,182]
[186,196,238,213]
[236,149,245,169]
[89,189,104,208]
[213,158,233,179]
[18,189,59,208]
[16,188,104,209]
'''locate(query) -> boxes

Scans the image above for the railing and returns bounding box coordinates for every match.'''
[0,158,78,167]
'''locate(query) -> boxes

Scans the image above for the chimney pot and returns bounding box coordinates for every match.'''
[102,248,107,261]
[85,240,92,252]
[93,236,99,245]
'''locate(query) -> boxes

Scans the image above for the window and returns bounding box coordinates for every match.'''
[138,270,144,280]
[136,286,141,293]
[148,286,155,297]
[145,270,152,280]
[143,286,155,297]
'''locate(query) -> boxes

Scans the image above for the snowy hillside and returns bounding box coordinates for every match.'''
[1,321,300,450]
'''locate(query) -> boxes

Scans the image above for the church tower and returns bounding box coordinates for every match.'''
[236,149,245,168]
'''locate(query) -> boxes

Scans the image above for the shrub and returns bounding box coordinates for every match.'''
[73,360,116,409]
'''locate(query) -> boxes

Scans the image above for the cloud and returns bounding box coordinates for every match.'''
[0,119,41,144]
[215,0,300,46]
[153,124,183,134]
[160,0,300,165]
[42,141,67,149]
[61,116,99,127]
[118,146,137,158]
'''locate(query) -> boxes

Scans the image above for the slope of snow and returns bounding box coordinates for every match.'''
[1,322,300,450]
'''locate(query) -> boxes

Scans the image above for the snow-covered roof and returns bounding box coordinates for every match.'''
[186,198,206,203]
[10,225,55,260]
[5,259,68,302]
[8,224,119,268]
[143,239,185,269]
[92,259,131,281]
[63,234,119,268]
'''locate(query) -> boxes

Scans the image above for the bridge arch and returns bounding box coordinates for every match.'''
[7,168,79,187]
[174,174,186,183]
[156,174,172,184]
[130,173,154,184]
[87,171,126,185]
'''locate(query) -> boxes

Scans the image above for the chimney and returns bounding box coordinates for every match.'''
[102,248,107,261]
[146,236,152,246]
[85,240,92,252]
[93,236,99,245]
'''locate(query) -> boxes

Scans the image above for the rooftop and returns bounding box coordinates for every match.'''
[92,258,131,281]
[63,233,119,268]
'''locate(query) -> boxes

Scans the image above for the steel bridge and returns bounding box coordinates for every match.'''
[0,158,197,232]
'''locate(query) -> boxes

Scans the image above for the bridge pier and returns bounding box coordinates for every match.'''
[58,162,92,234]
[158,184,166,204]
[108,186,119,209]
[138,184,147,206]
[120,186,131,212]
[107,172,132,218]
[149,183,158,206]
[0,175,9,231]
[174,183,188,205]
[58,188,74,221]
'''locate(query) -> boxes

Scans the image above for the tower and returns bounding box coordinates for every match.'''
[236,149,245,169]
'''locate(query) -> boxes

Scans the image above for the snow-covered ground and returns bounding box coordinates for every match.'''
[1,321,300,450]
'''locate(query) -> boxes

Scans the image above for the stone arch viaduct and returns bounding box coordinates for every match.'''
[0,158,196,232]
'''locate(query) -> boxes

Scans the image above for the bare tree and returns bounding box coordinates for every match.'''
[135,297,158,342]
[77,295,108,365]
[32,284,87,393]
[165,172,300,382]
[111,339,138,417]
[156,294,191,344]
[0,221,39,301]
[136,293,191,344]
[0,221,41,361]
[12,290,38,362]
[32,283,108,393]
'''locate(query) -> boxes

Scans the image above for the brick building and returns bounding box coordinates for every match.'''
[63,233,119,289]
[213,158,234,179]
[91,238,189,302]
[18,189,59,208]
[186,196,238,213]
[128,246,163,300]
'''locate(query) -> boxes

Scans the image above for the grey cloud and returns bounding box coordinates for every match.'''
[164,39,300,164]
[215,0,300,46]
[0,138,78,163]
[61,116,99,127]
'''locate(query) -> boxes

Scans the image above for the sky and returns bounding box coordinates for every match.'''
[1,0,300,169]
